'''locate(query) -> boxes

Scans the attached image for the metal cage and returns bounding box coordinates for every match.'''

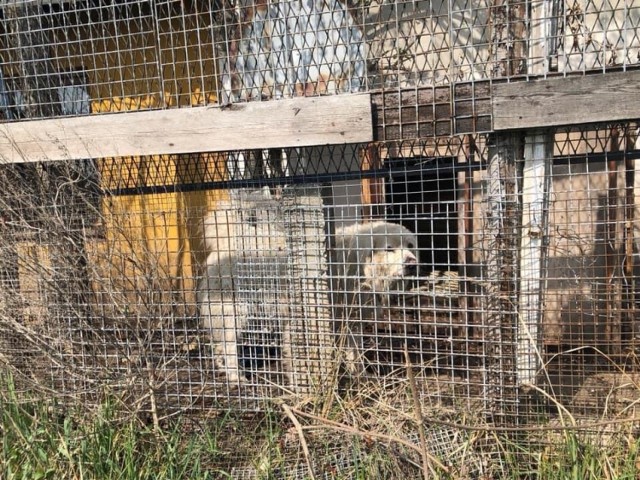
[1,0,640,476]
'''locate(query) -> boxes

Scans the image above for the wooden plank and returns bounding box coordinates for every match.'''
[0,94,372,163]
[493,70,640,130]
[517,132,550,386]
[484,133,520,416]
[516,2,551,385]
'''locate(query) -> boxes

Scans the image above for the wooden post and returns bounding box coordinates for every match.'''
[486,0,533,420]
[528,0,556,74]
[517,131,551,385]
[361,144,384,221]
[458,135,476,340]
[631,130,640,344]
[621,128,637,347]
[605,128,623,355]
[490,0,527,77]
[515,0,554,388]
[484,133,520,421]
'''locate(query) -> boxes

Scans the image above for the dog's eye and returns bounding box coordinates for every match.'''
[407,242,415,249]
[385,245,394,252]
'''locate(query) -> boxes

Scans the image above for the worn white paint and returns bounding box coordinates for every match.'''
[517,132,550,386]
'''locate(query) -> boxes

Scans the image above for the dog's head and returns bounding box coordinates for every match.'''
[360,222,418,303]
[334,221,418,306]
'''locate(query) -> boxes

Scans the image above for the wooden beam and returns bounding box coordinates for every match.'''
[0,94,372,163]
[484,133,521,416]
[493,70,640,130]
[517,131,551,386]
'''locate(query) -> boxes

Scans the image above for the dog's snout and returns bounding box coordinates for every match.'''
[404,262,418,277]
[404,251,418,264]
[404,252,418,276]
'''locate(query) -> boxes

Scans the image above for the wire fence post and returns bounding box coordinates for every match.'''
[517,131,552,387]
[483,133,521,423]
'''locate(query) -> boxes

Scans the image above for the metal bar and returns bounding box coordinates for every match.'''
[106,157,486,196]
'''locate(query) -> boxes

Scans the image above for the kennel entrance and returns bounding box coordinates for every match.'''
[354,155,486,374]
[385,156,459,274]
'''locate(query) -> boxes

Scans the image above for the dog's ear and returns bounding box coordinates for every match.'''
[333,223,373,279]
[350,227,374,277]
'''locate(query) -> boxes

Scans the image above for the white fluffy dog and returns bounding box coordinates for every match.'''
[331,221,419,310]
[197,205,418,383]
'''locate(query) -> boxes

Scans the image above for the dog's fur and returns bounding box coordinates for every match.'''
[331,221,418,309]
[197,207,418,383]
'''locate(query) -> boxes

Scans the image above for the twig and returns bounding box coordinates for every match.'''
[144,358,161,435]
[405,345,441,479]
[287,406,448,471]
[282,403,316,480]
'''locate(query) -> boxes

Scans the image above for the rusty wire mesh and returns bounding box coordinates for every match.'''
[0,0,637,122]
[1,0,640,477]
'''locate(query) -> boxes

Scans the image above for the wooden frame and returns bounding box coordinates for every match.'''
[0,94,372,163]
[493,70,640,130]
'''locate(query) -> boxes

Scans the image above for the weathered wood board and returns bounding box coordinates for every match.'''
[493,70,640,130]
[0,94,372,163]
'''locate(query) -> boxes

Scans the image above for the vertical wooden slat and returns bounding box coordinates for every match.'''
[631,131,640,344]
[605,128,622,355]
[515,0,552,387]
[484,133,520,421]
[517,131,551,385]
[490,0,527,77]
[458,135,475,340]
[361,144,385,222]
[623,129,637,346]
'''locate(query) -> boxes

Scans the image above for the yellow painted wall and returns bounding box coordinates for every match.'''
[5,10,227,316]
[73,13,228,314]
[90,93,227,314]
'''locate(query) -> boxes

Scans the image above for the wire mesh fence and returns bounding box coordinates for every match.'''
[0,139,487,408]
[1,0,638,123]
[2,124,640,474]
[0,132,637,386]
[2,0,640,476]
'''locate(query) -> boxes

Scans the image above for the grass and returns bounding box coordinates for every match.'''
[534,430,640,480]
[1,374,640,479]
[0,378,227,479]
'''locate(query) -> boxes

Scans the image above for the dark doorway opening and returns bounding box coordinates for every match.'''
[385,157,458,274]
